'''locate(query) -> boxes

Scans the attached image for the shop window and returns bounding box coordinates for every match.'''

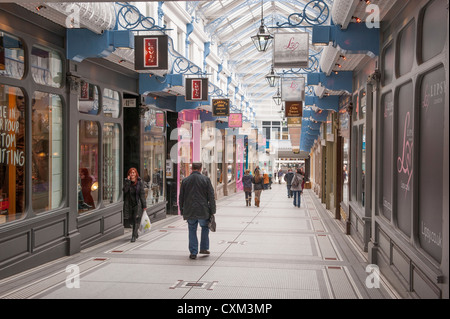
[226,133,235,182]
[420,0,447,63]
[103,123,120,205]
[103,88,120,118]
[78,120,99,213]
[31,92,63,213]
[216,132,224,185]
[31,45,63,88]
[418,66,445,262]
[0,85,25,224]
[382,42,394,86]
[395,81,413,237]
[142,135,165,207]
[380,91,393,221]
[78,81,99,115]
[397,20,415,77]
[0,31,25,80]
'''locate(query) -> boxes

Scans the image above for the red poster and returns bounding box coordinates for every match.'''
[192,79,202,100]
[144,38,158,68]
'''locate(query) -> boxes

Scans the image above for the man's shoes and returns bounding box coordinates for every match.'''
[131,236,136,243]
[199,250,210,255]
[189,254,197,259]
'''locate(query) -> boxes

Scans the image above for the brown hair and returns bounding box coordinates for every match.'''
[127,167,140,184]
[254,169,261,183]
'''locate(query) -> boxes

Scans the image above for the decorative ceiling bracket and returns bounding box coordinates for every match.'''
[273,0,330,29]
[115,2,169,32]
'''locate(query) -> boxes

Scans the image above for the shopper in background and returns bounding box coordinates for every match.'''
[252,168,264,207]
[284,168,294,198]
[242,169,253,207]
[290,168,304,208]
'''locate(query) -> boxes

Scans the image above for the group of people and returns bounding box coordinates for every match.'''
[122,164,306,259]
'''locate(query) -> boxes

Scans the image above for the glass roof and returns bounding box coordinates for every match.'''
[192,0,334,119]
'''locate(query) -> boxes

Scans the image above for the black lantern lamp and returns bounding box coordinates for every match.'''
[273,86,282,106]
[266,65,280,87]
[251,1,273,52]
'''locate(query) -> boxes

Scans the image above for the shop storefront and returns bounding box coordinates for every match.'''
[338,94,351,233]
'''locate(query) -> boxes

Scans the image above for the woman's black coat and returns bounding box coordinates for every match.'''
[123,178,147,220]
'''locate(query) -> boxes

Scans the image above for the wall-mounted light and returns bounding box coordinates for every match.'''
[361,0,371,4]
[352,16,362,23]
[340,55,347,61]
[35,5,46,11]
[335,63,342,68]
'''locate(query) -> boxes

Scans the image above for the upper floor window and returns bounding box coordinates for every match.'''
[31,45,63,88]
[0,31,25,80]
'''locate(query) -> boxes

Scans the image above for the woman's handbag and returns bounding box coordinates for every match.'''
[138,210,152,235]
[208,214,216,232]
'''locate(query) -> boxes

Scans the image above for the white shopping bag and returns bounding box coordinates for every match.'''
[138,211,152,235]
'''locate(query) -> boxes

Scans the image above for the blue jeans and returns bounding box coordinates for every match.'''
[292,191,301,207]
[187,219,210,255]
[287,185,292,197]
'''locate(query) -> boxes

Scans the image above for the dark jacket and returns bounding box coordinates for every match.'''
[252,175,264,191]
[284,172,294,186]
[123,178,147,220]
[179,171,216,220]
[290,173,304,191]
[242,173,253,192]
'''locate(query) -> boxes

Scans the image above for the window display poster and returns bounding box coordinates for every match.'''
[166,159,173,179]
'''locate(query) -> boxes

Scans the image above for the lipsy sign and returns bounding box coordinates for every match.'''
[273,33,309,69]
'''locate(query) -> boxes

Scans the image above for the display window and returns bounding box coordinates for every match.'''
[0,85,25,224]
[103,88,120,118]
[31,91,63,213]
[78,120,99,213]
[103,123,120,205]
[78,81,99,115]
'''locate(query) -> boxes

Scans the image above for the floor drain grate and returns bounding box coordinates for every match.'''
[170,280,218,290]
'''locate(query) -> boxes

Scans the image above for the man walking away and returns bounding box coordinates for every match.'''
[179,163,216,260]
[284,169,294,198]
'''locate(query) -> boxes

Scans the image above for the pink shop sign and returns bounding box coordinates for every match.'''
[228,113,242,128]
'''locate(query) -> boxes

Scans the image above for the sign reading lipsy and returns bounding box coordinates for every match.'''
[273,33,309,69]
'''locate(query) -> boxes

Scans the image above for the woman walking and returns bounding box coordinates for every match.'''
[252,169,264,207]
[123,167,147,242]
[242,170,253,206]
[290,168,304,208]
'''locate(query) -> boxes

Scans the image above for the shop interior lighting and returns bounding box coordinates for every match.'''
[251,0,273,52]
[352,16,362,23]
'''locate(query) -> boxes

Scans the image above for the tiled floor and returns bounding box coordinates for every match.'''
[0,184,399,300]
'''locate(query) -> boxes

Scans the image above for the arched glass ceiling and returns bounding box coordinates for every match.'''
[193,0,333,119]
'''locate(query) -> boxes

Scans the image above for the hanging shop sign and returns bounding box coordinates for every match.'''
[285,101,303,117]
[228,113,243,128]
[0,35,5,71]
[134,35,168,71]
[273,32,309,69]
[287,117,302,127]
[212,98,230,116]
[185,78,209,101]
[281,77,305,101]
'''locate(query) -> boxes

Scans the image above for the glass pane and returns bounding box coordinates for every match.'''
[0,85,26,224]
[31,45,63,87]
[381,91,393,220]
[32,92,63,213]
[142,135,165,207]
[421,0,447,62]
[78,121,99,213]
[78,81,99,115]
[382,42,394,86]
[103,88,120,118]
[397,20,415,77]
[0,31,25,79]
[103,123,120,205]
[226,133,235,182]
[342,137,350,205]
[419,66,445,262]
[396,82,414,237]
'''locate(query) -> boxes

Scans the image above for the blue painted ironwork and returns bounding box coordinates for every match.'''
[115,2,168,32]
[274,0,330,28]
[167,36,206,76]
